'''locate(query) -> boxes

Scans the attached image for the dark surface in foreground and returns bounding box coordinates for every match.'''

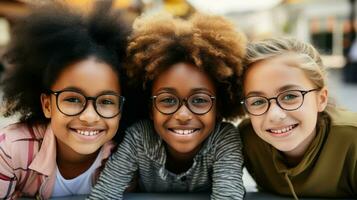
[19,192,355,200]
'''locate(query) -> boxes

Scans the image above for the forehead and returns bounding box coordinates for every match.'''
[152,62,215,95]
[51,58,120,95]
[243,55,315,95]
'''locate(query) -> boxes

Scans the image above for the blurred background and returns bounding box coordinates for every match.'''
[0,0,356,192]
[1,0,356,112]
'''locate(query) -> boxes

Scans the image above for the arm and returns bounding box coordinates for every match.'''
[0,133,17,199]
[88,125,140,200]
[211,123,245,200]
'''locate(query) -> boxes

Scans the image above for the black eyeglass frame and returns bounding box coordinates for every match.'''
[151,92,216,115]
[240,88,320,116]
[47,89,125,119]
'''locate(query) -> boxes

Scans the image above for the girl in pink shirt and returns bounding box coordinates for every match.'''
[0,1,130,199]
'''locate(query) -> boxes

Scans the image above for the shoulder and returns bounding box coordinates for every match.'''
[217,121,237,134]
[0,122,46,144]
[238,118,258,142]
[0,122,47,168]
[238,118,252,132]
[237,118,268,155]
[122,119,158,148]
[126,119,153,133]
[322,108,357,168]
[327,108,357,138]
[209,122,239,142]
[327,107,357,127]
[206,122,242,155]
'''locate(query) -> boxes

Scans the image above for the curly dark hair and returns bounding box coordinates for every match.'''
[1,1,131,125]
[125,13,247,121]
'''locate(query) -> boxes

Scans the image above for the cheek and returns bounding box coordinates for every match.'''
[107,117,120,131]
[151,109,160,122]
[296,105,318,130]
[102,118,120,141]
[50,116,70,137]
[299,97,319,118]
[250,116,264,131]
[202,109,216,131]
[152,112,167,131]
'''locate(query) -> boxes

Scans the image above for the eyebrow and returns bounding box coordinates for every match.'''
[154,87,215,95]
[191,88,215,94]
[57,87,119,96]
[245,84,303,97]
[154,87,176,94]
[277,85,303,93]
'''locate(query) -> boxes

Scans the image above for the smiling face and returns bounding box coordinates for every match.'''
[243,55,328,158]
[41,57,121,160]
[151,62,216,158]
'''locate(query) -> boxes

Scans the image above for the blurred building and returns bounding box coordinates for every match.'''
[0,0,354,69]
[283,0,353,68]
[205,0,353,68]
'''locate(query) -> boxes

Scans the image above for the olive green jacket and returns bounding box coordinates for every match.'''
[240,108,357,199]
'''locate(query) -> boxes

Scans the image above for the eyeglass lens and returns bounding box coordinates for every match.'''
[154,92,214,115]
[244,90,305,116]
[56,91,122,118]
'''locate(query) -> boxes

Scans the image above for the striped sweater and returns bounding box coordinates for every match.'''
[89,119,245,199]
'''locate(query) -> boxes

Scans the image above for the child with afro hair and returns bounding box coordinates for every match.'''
[89,12,247,200]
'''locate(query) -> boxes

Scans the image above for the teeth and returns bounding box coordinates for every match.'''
[76,130,100,136]
[172,129,195,135]
[270,125,294,134]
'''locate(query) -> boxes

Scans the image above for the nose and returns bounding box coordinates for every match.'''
[173,104,193,123]
[79,101,100,123]
[266,100,287,122]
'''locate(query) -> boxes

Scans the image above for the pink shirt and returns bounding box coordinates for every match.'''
[0,122,115,199]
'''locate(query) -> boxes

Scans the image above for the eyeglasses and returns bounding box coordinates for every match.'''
[151,92,216,115]
[240,88,320,116]
[48,89,125,118]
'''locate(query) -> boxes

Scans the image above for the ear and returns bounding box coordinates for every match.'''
[317,87,328,112]
[40,93,52,118]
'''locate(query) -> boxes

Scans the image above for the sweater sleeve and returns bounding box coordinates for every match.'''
[0,132,17,199]
[211,123,245,200]
[87,123,141,200]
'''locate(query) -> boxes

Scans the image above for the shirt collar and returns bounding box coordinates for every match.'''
[29,124,116,176]
[29,124,56,176]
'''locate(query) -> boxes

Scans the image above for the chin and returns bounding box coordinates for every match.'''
[272,143,298,153]
[74,146,101,155]
[173,145,197,154]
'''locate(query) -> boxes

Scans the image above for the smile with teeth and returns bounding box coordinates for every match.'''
[268,124,298,134]
[170,129,198,135]
[76,129,101,136]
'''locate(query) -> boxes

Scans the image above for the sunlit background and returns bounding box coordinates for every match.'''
[0,0,356,192]
[1,0,355,110]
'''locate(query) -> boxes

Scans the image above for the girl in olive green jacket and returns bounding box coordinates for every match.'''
[239,37,357,199]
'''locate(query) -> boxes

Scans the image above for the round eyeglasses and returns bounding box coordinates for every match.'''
[151,92,216,115]
[48,89,125,118]
[240,88,320,116]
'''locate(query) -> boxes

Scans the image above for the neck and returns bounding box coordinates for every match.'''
[56,140,99,179]
[165,144,201,174]
[283,129,317,167]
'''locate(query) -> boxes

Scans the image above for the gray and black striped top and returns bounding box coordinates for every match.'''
[88,120,245,200]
